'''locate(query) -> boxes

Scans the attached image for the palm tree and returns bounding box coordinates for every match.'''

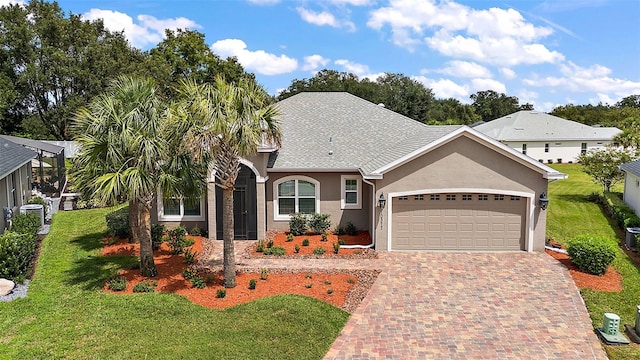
[175,76,281,288]
[72,76,207,277]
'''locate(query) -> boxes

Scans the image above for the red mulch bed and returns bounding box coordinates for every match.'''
[545,246,622,292]
[248,231,376,258]
[102,236,358,310]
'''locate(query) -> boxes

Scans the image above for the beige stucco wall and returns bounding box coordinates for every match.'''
[266,172,371,233]
[1,163,33,234]
[373,134,548,251]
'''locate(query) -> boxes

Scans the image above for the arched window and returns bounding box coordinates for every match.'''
[273,176,320,220]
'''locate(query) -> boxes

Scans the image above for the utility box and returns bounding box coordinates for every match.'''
[19,204,44,228]
[603,313,621,336]
[626,228,640,251]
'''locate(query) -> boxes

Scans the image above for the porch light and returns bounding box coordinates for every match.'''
[539,192,549,210]
[378,193,386,209]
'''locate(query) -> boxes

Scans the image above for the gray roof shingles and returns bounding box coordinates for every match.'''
[271,92,461,175]
[474,111,621,141]
[0,137,37,179]
[620,160,640,177]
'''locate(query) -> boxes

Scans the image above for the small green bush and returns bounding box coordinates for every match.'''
[334,226,345,236]
[107,276,127,291]
[256,240,265,252]
[338,238,345,246]
[313,247,325,255]
[248,279,257,290]
[308,213,331,234]
[346,278,355,284]
[266,239,274,248]
[321,233,328,242]
[10,212,40,235]
[260,268,269,280]
[0,231,38,282]
[190,275,206,289]
[168,226,191,255]
[302,238,310,246]
[133,280,157,293]
[289,213,308,236]
[27,197,48,218]
[263,246,285,256]
[190,225,203,236]
[182,268,197,280]
[151,224,165,251]
[294,245,300,253]
[567,235,616,276]
[286,233,294,242]
[333,242,340,254]
[344,222,357,236]
[599,192,638,229]
[327,289,334,294]
[324,280,331,285]
[216,289,226,298]
[105,207,130,238]
[184,248,199,264]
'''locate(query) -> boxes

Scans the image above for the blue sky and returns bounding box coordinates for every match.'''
[5,0,640,112]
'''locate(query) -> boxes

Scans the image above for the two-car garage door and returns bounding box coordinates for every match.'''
[392,193,526,251]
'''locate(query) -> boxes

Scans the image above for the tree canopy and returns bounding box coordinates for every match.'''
[577,147,636,192]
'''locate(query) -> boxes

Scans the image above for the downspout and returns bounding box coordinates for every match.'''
[341,177,375,249]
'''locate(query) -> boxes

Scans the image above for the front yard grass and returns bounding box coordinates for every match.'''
[0,207,349,359]
[548,164,640,359]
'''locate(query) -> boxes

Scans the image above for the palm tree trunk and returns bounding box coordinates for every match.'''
[128,199,140,243]
[139,200,157,277]
[222,187,236,288]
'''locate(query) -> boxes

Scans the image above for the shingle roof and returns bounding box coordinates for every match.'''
[0,134,64,155]
[0,137,37,179]
[474,111,621,141]
[620,160,640,177]
[270,92,461,175]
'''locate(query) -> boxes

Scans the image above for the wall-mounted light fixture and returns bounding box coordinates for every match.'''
[378,193,386,209]
[539,192,549,210]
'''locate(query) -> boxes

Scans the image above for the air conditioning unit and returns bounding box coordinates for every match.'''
[20,204,45,228]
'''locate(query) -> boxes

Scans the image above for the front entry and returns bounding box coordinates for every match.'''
[216,165,257,240]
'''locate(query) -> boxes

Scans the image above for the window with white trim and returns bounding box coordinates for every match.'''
[273,176,320,220]
[9,172,17,207]
[462,194,472,201]
[430,194,440,200]
[494,194,504,201]
[446,194,456,201]
[414,195,424,200]
[478,194,488,201]
[157,191,205,221]
[544,143,549,153]
[510,196,521,201]
[398,196,408,200]
[340,175,361,209]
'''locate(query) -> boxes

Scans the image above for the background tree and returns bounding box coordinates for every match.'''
[175,77,281,288]
[577,147,636,192]
[469,90,520,122]
[616,95,640,109]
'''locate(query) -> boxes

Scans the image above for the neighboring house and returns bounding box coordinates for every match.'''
[473,111,621,164]
[152,92,566,252]
[0,137,37,234]
[620,160,640,216]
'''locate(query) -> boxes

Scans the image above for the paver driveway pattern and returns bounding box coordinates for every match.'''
[323,251,607,360]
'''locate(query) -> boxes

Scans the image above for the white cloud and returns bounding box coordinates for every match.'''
[591,93,616,106]
[330,0,373,5]
[361,72,385,82]
[296,7,355,31]
[436,60,491,78]
[0,0,24,6]
[302,55,330,71]
[210,39,298,75]
[334,59,369,75]
[469,78,506,93]
[500,68,516,79]
[82,9,200,48]
[367,0,564,66]
[413,76,469,100]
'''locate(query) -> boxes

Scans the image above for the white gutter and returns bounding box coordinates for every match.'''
[343,176,376,249]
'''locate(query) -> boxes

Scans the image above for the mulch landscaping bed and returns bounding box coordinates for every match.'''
[102,236,378,312]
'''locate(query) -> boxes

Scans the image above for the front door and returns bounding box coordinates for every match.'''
[215,164,257,240]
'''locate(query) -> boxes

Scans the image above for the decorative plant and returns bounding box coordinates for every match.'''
[151,224,166,250]
[107,276,127,291]
[294,244,300,253]
[248,279,257,290]
[313,247,325,255]
[338,238,346,245]
[327,289,334,295]
[302,238,310,246]
[216,289,226,298]
[184,248,199,264]
[333,242,340,254]
[309,213,331,234]
[344,222,357,236]
[190,275,206,289]
[132,280,157,293]
[321,233,328,242]
[266,239,274,248]
[286,233,294,242]
[289,213,308,236]
[256,240,265,252]
[263,246,285,256]
[260,268,269,280]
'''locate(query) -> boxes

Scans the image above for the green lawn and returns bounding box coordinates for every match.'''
[0,208,349,359]
[548,164,640,359]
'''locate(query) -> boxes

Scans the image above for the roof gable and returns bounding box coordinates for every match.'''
[474,111,621,141]
[621,160,640,177]
[0,137,37,179]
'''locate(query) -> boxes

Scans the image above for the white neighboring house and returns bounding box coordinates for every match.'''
[474,111,622,164]
[620,160,640,216]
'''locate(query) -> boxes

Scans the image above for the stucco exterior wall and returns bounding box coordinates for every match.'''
[374,134,548,251]
[266,172,371,233]
[1,163,32,234]
[503,140,613,164]
[623,172,640,216]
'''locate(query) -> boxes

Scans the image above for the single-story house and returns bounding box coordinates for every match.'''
[473,111,621,164]
[0,137,37,234]
[153,92,566,252]
[620,160,640,216]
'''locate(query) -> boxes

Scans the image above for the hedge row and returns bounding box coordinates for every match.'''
[589,191,640,228]
[0,212,41,283]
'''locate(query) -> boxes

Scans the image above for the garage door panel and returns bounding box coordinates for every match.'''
[392,194,525,251]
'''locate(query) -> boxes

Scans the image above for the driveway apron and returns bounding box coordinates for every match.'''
[323,251,607,360]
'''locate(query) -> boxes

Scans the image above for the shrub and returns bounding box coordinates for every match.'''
[302,238,310,246]
[567,235,616,275]
[289,213,308,236]
[321,233,328,242]
[598,192,639,229]
[260,268,269,280]
[313,247,325,255]
[327,289,334,294]
[338,238,346,246]
[266,239,274,248]
[333,242,340,254]
[304,273,312,279]
[133,280,157,293]
[182,268,197,280]
[324,280,331,285]
[216,289,226,298]
[334,226,345,236]
[0,232,38,282]
[346,278,355,284]
[190,225,203,236]
[105,207,130,238]
[344,222,357,236]
[308,213,331,234]
[190,275,206,289]
[255,240,265,253]
[107,276,127,291]
[263,246,285,256]
[27,196,48,218]
[286,233,294,242]
[151,224,166,251]
[248,279,257,290]
[184,248,199,264]
[294,245,300,253]
[10,212,40,236]
[168,226,191,255]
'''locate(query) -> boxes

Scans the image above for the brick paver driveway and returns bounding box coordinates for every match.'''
[324,251,607,359]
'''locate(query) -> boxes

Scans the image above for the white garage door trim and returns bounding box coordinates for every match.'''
[386,188,535,252]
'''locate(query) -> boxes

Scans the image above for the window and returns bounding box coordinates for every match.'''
[430,194,440,201]
[273,176,320,220]
[581,143,587,154]
[446,194,456,201]
[398,196,409,200]
[494,194,504,201]
[8,172,16,207]
[478,194,488,201]
[510,196,521,201]
[522,143,527,155]
[414,195,424,200]
[462,194,472,201]
[340,175,361,209]
[158,191,204,221]
[544,143,549,153]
